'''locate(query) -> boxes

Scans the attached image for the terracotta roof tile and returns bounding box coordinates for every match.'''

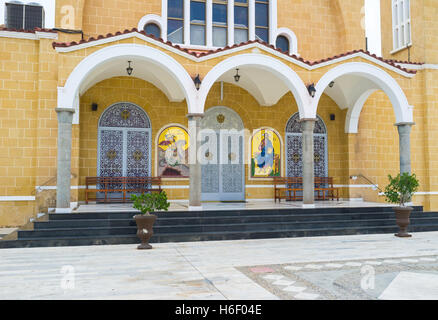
[50,29,422,74]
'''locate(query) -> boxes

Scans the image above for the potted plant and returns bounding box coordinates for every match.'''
[383,172,419,237]
[131,191,170,249]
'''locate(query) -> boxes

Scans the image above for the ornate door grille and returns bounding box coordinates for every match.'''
[286,112,328,178]
[97,103,151,199]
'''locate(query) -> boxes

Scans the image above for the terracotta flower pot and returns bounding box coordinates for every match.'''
[134,214,157,249]
[393,206,413,238]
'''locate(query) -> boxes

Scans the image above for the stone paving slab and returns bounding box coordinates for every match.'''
[237,255,438,300]
[0,232,437,299]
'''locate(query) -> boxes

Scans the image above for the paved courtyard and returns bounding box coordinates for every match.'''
[1,231,438,300]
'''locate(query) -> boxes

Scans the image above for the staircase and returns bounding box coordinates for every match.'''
[1,206,438,248]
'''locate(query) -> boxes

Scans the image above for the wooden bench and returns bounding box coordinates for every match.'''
[273,177,339,202]
[85,176,162,204]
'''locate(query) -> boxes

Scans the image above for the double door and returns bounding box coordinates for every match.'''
[97,127,151,198]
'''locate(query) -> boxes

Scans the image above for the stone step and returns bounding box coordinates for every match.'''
[47,206,424,220]
[2,206,436,249]
[34,210,436,229]
[3,223,438,249]
[20,217,438,238]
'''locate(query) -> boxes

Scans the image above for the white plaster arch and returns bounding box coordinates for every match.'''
[274,27,298,55]
[198,53,310,118]
[345,89,378,133]
[137,14,164,37]
[59,44,197,124]
[313,62,413,131]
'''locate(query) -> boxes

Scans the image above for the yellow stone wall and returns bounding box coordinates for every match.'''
[51,0,367,60]
[381,0,438,64]
[1,0,438,227]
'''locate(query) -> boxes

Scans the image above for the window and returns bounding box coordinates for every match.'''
[213,0,227,47]
[276,35,289,53]
[144,23,161,38]
[168,0,184,43]
[190,0,206,45]
[392,0,411,51]
[234,0,248,44]
[255,0,268,42]
[5,2,45,30]
[164,0,272,47]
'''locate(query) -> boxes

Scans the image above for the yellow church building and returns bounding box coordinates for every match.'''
[0,0,437,228]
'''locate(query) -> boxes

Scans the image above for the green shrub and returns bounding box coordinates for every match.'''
[131,191,170,215]
[383,172,419,207]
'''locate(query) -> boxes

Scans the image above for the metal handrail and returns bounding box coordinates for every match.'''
[351,174,383,193]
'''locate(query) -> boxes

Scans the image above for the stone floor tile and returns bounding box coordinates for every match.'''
[364,261,382,265]
[272,279,295,286]
[304,264,323,269]
[282,285,307,293]
[345,262,362,267]
[262,274,284,281]
[419,257,436,262]
[383,259,401,264]
[324,263,344,268]
[284,266,303,271]
[294,292,320,300]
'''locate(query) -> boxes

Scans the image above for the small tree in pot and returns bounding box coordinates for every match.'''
[131,191,170,249]
[383,172,419,237]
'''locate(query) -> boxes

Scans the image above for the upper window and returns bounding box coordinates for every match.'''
[213,0,228,47]
[168,0,184,43]
[166,0,270,48]
[275,35,289,53]
[190,0,206,45]
[5,1,45,30]
[144,23,161,38]
[234,0,248,44]
[392,0,411,51]
[255,0,268,43]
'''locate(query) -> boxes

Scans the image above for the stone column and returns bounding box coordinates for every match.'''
[55,108,75,213]
[396,123,414,174]
[301,119,316,206]
[187,113,204,210]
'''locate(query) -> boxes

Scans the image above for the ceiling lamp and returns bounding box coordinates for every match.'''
[234,68,241,82]
[193,74,202,90]
[126,61,133,76]
[307,83,316,98]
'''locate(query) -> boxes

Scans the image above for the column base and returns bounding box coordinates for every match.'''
[55,208,72,214]
[301,204,315,209]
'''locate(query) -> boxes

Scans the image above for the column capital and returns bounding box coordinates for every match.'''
[299,118,317,122]
[186,113,205,120]
[55,108,75,114]
[56,108,75,124]
[394,122,415,127]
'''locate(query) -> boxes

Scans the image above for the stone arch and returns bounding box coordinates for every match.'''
[313,62,413,133]
[198,53,310,118]
[59,44,197,124]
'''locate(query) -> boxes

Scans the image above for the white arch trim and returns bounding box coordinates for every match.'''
[345,89,377,134]
[137,14,164,37]
[274,28,298,56]
[59,44,197,124]
[198,53,310,117]
[313,62,413,125]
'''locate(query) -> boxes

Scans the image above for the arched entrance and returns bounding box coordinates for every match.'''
[200,106,245,201]
[97,102,152,189]
[286,112,328,178]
